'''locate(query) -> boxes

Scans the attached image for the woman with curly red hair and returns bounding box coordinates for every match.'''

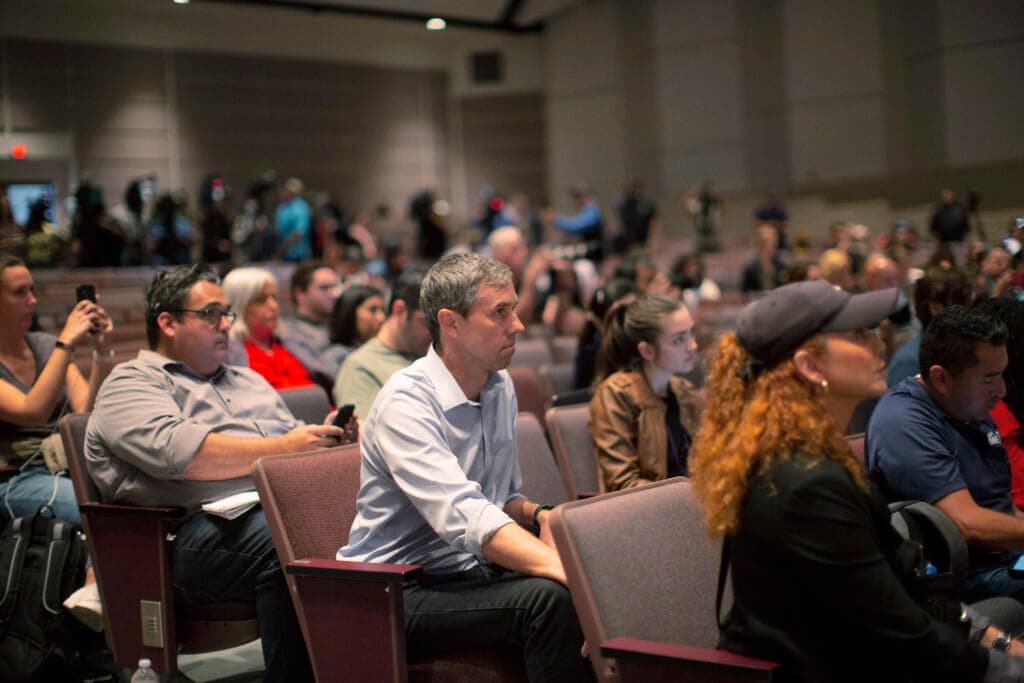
[689,280,1024,682]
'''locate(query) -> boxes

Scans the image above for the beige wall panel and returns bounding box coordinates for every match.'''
[655,42,744,151]
[787,97,886,182]
[653,0,739,48]
[941,43,1024,166]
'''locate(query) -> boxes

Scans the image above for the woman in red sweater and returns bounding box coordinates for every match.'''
[223,267,316,391]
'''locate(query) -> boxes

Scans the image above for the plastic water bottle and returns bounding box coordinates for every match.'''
[131,658,159,682]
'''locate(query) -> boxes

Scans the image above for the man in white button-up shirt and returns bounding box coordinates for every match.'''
[341,253,591,681]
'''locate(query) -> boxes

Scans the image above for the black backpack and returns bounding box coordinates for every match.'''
[889,500,966,627]
[0,510,87,681]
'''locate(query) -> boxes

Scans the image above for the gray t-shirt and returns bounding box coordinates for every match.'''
[0,332,66,467]
[332,338,417,419]
[85,349,297,510]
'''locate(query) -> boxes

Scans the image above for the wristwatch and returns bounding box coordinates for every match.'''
[532,504,553,534]
[992,631,1012,653]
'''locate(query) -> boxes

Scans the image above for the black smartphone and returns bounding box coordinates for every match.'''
[332,404,355,428]
[75,284,97,303]
[1011,554,1024,578]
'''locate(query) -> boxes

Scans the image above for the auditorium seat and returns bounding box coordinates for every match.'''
[508,366,549,425]
[59,413,259,678]
[252,446,526,682]
[278,385,332,425]
[550,478,777,682]
[545,403,600,499]
[514,411,569,506]
[845,432,866,467]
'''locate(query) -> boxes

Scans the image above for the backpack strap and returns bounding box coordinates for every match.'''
[0,518,32,632]
[41,519,74,616]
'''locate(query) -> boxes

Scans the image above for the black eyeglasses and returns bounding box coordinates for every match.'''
[169,307,237,326]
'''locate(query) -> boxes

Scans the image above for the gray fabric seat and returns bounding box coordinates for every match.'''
[514,411,569,507]
[550,477,775,682]
[545,403,600,499]
[278,385,331,425]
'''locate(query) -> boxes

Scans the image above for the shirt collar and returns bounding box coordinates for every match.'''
[422,345,471,411]
[421,344,503,412]
[137,348,229,381]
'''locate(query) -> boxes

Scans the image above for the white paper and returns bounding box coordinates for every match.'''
[201,490,260,520]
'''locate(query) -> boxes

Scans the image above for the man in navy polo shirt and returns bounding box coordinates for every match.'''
[868,305,1018,602]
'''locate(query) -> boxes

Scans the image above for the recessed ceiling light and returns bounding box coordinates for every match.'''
[425,17,446,31]
[174,0,190,5]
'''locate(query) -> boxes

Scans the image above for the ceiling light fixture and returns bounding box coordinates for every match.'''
[425,17,447,31]
[173,0,190,5]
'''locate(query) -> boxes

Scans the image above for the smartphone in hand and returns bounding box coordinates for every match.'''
[332,404,355,428]
[75,284,97,303]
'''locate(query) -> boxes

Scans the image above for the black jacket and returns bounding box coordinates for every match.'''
[721,453,988,682]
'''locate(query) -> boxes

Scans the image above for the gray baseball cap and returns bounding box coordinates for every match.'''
[736,281,899,368]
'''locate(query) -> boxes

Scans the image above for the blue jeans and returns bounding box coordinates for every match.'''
[172,508,312,683]
[0,465,80,526]
[962,564,1024,604]
[403,566,593,682]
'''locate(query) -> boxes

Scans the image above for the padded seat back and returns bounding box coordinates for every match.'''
[510,337,553,370]
[279,385,332,426]
[845,432,866,467]
[254,444,361,563]
[545,403,599,499]
[514,412,569,506]
[508,367,549,427]
[61,412,101,505]
[551,478,724,681]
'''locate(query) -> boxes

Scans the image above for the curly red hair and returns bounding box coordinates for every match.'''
[689,332,866,538]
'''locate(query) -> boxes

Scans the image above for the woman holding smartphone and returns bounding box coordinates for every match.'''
[690,280,1024,682]
[0,254,113,523]
[0,255,114,630]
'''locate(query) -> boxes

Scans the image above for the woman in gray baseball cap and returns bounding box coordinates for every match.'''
[689,280,1024,682]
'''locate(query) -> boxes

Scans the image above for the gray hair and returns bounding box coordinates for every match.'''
[487,225,524,252]
[420,253,513,345]
[222,267,278,341]
[145,264,220,349]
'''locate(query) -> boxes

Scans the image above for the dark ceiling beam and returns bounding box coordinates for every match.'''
[499,0,527,29]
[196,0,545,33]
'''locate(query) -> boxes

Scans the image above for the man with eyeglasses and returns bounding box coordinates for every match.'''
[85,263,354,682]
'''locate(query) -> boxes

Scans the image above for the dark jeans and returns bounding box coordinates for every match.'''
[962,564,1024,605]
[403,565,593,682]
[173,508,312,683]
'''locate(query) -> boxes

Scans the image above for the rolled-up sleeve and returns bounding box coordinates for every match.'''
[373,386,513,558]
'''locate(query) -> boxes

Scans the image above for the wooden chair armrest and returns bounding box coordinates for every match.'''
[79,501,187,519]
[601,637,777,682]
[287,558,423,582]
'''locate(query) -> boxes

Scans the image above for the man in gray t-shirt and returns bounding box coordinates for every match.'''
[86,264,354,682]
[332,269,431,417]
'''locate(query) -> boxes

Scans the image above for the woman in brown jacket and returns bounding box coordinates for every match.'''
[589,294,700,492]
